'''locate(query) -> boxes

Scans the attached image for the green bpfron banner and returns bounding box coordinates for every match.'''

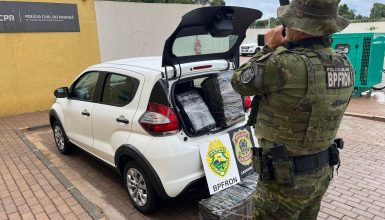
[199,134,241,195]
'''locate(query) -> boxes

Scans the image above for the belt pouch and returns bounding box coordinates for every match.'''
[273,160,294,185]
[329,145,340,166]
[252,147,262,174]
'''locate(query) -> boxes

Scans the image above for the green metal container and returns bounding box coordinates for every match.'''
[332,33,385,96]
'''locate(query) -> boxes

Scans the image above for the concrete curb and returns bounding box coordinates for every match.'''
[344,112,385,122]
[19,124,50,132]
[14,129,104,220]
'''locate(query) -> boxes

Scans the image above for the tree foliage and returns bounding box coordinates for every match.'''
[370,3,385,19]
[250,17,281,28]
[338,4,356,20]
[193,0,210,5]
[113,0,225,5]
[121,0,194,3]
[210,0,225,6]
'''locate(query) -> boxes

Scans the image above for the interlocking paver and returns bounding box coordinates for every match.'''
[0,111,92,219]
[1,68,385,219]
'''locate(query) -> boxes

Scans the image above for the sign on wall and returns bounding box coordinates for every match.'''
[0,1,80,33]
[199,134,241,195]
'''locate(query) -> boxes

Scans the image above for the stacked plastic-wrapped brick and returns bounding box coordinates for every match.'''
[176,90,216,133]
[202,70,245,128]
[199,173,258,219]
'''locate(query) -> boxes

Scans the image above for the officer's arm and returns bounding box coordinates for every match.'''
[231,47,288,96]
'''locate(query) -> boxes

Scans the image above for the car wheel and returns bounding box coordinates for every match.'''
[52,121,73,155]
[240,53,244,56]
[124,161,158,213]
[254,47,261,54]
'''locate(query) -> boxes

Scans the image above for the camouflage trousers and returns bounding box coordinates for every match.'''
[253,166,333,220]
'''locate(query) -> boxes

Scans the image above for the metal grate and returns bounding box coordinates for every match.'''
[360,37,371,85]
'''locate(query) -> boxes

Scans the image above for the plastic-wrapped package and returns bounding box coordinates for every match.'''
[201,70,245,127]
[176,90,216,133]
[199,173,258,219]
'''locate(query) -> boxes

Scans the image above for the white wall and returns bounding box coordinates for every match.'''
[244,22,385,43]
[341,22,385,33]
[95,1,200,62]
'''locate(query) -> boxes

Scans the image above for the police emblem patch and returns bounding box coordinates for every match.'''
[206,138,231,177]
[240,69,255,84]
[232,130,252,166]
[326,65,353,89]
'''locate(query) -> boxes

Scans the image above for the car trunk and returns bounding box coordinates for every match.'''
[170,70,246,137]
[156,6,262,137]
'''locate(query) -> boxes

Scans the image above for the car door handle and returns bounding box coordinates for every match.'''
[81,110,90,117]
[116,116,129,124]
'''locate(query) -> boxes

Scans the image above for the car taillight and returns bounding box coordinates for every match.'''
[244,96,252,110]
[139,102,180,135]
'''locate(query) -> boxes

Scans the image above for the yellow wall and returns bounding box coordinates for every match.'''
[0,0,100,116]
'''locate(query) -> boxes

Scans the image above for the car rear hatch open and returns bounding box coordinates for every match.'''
[155,6,262,137]
[162,6,262,78]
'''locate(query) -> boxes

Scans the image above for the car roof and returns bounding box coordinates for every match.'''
[93,56,163,73]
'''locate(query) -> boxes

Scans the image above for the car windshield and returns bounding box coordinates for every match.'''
[172,34,238,57]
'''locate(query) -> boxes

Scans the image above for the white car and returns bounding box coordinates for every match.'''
[49,6,261,213]
[240,38,261,56]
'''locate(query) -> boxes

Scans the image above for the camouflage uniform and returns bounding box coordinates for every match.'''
[231,0,354,219]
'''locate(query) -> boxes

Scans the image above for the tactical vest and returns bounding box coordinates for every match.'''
[254,47,354,155]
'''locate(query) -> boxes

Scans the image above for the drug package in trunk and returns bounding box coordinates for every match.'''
[176,90,216,134]
[201,70,245,127]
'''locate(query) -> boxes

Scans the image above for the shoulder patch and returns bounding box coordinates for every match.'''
[326,65,354,89]
[240,69,255,84]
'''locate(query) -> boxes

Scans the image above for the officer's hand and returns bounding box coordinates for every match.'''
[264,26,287,49]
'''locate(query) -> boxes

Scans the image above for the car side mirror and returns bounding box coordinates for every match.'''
[54,87,69,98]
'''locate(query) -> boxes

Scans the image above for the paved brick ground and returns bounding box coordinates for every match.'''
[4,106,385,220]
[319,116,385,220]
[1,66,385,219]
[24,127,207,220]
[346,74,385,117]
[0,111,92,220]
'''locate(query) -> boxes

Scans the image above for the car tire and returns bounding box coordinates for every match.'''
[254,47,261,54]
[123,161,158,214]
[240,53,244,56]
[52,121,73,155]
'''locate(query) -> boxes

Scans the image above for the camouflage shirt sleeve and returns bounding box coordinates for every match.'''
[231,46,294,96]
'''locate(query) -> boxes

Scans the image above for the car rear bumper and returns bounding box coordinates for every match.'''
[240,49,256,54]
[142,121,250,197]
[143,135,204,197]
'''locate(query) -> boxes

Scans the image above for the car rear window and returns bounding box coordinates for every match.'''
[101,73,139,107]
[172,34,238,57]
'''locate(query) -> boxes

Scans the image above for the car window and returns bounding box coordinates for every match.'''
[172,34,238,57]
[71,71,99,102]
[149,80,168,106]
[101,73,139,106]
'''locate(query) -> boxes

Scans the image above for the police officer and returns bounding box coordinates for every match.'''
[231,0,354,219]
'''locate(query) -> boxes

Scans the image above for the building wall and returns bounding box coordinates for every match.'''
[95,1,200,62]
[244,22,385,44]
[0,0,100,116]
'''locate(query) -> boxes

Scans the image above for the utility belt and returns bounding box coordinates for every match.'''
[252,139,343,185]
